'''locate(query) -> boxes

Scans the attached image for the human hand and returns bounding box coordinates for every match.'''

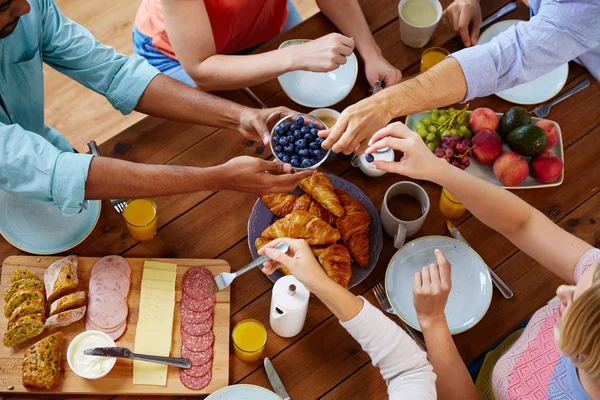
[218,157,313,195]
[293,33,355,72]
[258,238,330,292]
[413,249,452,330]
[319,95,392,155]
[365,122,448,180]
[238,106,295,145]
[442,0,482,47]
[364,55,403,88]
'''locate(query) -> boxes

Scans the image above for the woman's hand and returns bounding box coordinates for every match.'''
[413,250,452,330]
[365,121,449,180]
[258,238,330,292]
[442,0,482,47]
[293,33,355,72]
[364,55,403,88]
[238,106,295,145]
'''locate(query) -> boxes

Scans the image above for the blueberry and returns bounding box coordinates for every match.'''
[256,146,265,155]
[365,154,375,163]
[303,134,313,142]
[300,126,310,135]
[307,122,317,130]
[272,134,280,143]
[286,135,295,143]
[295,116,305,126]
[310,128,319,136]
[291,154,300,160]
[312,149,323,159]
[276,152,285,160]
[278,137,288,146]
[290,124,299,132]
[315,137,324,145]
[293,130,303,139]
[309,142,320,150]
[300,158,313,168]
[278,125,289,134]
[281,155,290,163]
[295,139,306,149]
[284,143,295,153]
[290,158,300,168]
[274,145,283,153]
[298,148,309,157]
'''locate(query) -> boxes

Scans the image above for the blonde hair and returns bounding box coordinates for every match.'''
[559,263,600,378]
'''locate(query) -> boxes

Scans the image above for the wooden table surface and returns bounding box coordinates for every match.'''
[2,0,600,398]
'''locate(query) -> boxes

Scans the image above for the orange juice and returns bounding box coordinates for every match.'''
[420,47,449,73]
[232,319,267,363]
[122,199,158,241]
[439,188,466,219]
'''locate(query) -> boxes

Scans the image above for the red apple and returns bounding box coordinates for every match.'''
[472,129,503,164]
[468,107,499,133]
[531,151,563,183]
[535,120,559,150]
[493,152,529,187]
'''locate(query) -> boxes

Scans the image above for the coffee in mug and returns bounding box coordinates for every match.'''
[386,193,424,222]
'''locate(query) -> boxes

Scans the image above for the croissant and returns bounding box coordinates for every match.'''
[261,210,340,246]
[318,244,352,288]
[292,194,337,226]
[335,189,370,267]
[260,194,337,226]
[299,173,345,218]
[255,237,291,275]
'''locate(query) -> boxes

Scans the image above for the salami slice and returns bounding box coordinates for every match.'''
[181,315,213,337]
[182,361,212,378]
[91,255,131,279]
[181,330,214,353]
[180,369,212,390]
[87,293,128,329]
[89,268,130,297]
[181,293,215,313]
[181,345,213,365]
[181,306,212,325]
[182,268,215,299]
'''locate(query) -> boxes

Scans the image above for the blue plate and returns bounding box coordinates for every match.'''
[0,191,101,255]
[248,173,383,289]
[206,384,282,400]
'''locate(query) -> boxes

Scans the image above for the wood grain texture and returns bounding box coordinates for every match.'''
[0,257,230,396]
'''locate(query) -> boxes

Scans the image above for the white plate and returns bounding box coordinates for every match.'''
[0,191,101,255]
[477,20,568,105]
[405,111,565,189]
[277,40,358,108]
[206,384,282,400]
[385,236,492,335]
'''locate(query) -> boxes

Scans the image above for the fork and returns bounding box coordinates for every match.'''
[373,282,426,350]
[86,141,128,214]
[529,79,590,118]
[213,242,289,291]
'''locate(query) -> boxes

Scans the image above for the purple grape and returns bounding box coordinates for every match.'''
[442,135,453,145]
[434,147,445,158]
[444,155,452,163]
[445,149,455,157]
[461,157,471,167]
[451,159,462,168]
[461,138,471,147]
[455,143,467,154]
[442,143,449,150]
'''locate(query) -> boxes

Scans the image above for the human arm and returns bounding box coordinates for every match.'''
[366,123,593,283]
[316,0,402,87]
[161,0,354,91]
[414,250,478,400]
[442,0,482,47]
[259,239,436,399]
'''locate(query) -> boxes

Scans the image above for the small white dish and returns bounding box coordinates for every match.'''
[385,236,492,335]
[477,20,568,105]
[308,108,341,129]
[67,330,117,380]
[278,40,358,108]
[206,384,282,400]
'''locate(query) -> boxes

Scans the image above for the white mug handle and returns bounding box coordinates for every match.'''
[394,224,407,249]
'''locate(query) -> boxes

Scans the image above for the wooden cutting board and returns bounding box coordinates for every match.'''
[0,256,230,395]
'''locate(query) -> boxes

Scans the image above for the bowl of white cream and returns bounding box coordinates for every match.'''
[67,330,117,379]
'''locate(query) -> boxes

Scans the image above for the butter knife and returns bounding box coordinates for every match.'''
[480,1,518,30]
[446,220,513,299]
[84,347,192,369]
[264,358,291,400]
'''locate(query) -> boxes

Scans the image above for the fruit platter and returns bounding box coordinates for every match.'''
[405,105,564,189]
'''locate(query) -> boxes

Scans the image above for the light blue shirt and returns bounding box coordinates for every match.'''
[0,0,160,215]
[451,0,600,101]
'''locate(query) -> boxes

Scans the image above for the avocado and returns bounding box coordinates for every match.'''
[506,125,547,157]
[500,107,531,139]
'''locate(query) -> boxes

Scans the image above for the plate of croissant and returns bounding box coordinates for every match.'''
[248,172,383,289]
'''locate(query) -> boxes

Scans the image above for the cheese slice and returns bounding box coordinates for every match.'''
[144,260,178,272]
[141,279,176,291]
[139,286,175,302]
[142,267,176,283]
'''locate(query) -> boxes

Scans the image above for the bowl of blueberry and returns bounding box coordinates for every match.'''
[271,114,331,170]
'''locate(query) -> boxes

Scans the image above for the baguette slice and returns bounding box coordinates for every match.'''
[3,314,44,347]
[4,277,44,303]
[44,255,79,303]
[44,306,86,330]
[49,291,86,316]
[22,332,63,390]
[4,288,45,318]
[7,299,46,326]
[10,269,39,283]
[8,313,44,331]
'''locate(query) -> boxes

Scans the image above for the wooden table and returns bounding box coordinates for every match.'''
[2,0,599,398]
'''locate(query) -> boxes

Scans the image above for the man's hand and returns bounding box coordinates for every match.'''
[413,249,452,330]
[218,156,313,195]
[293,33,355,72]
[442,0,482,47]
[319,95,392,155]
[364,55,403,88]
[238,106,295,145]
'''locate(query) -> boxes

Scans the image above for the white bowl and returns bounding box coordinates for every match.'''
[67,330,117,380]
[278,40,358,108]
[308,108,341,129]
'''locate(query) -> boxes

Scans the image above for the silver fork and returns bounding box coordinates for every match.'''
[530,79,590,118]
[214,242,289,291]
[86,141,128,214]
[373,282,427,350]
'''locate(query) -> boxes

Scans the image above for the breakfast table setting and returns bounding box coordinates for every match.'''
[1,0,599,399]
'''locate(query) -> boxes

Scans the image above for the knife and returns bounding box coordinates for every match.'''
[446,220,514,299]
[480,1,518,30]
[84,347,192,369]
[264,358,291,400]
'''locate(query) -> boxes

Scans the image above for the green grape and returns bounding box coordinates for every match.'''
[457,130,464,137]
[440,109,448,116]
[463,129,473,139]
[421,117,432,126]
[459,125,469,133]
[450,128,458,136]
[430,111,439,120]
[414,121,425,131]
[437,116,447,124]
[459,114,468,124]
[431,108,439,114]
[433,137,442,148]
[417,128,428,138]
[428,125,437,134]
[441,129,451,136]
[448,107,456,114]
[425,133,436,142]
[427,142,437,152]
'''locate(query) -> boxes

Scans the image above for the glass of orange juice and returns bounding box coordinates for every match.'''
[122,199,158,241]
[439,188,466,219]
[232,319,267,363]
[420,47,450,73]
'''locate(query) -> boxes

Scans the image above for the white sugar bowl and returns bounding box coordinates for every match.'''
[270,276,310,338]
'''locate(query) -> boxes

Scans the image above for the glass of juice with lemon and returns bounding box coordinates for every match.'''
[420,47,449,73]
[232,319,267,363]
[122,199,158,241]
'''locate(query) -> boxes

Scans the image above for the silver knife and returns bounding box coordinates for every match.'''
[84,347,192,369]
[480,1,518,30]
[264,358,291,400]
[446,220,514,299]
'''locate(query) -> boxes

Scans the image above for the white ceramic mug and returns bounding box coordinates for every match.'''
[381,181,430,249]
[398,0,443,48]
